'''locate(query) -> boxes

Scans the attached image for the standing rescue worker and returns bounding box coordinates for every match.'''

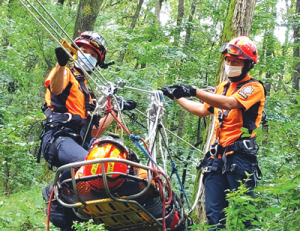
[40,31,136,231]
[161,36,264,230]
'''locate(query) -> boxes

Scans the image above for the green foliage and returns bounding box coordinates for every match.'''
[73,220,106,231]
[224,177,260,231]
[0,110,44,194]
[253,92,300,231]
[0,0,299,230]
[0,185,49,231]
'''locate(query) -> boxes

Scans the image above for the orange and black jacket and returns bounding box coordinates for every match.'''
[45,67,92,120]
[204,75,265,148]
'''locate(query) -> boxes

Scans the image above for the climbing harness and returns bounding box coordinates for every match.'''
[201,78,265,180]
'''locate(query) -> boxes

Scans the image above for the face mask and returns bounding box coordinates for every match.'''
[75,52,97,71]
[225,64,243,77]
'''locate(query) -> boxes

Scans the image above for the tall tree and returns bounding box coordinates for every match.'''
[117,0,144,65]
[154,0,163,24]
[292,0,300,92]
[184,0,196,46]
[193,0,256,224]
[73,0,104,39]
[173,0,184,46]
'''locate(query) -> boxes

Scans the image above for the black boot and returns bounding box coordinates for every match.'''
[42,183,68,229]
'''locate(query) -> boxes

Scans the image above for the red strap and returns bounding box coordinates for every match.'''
[170,211,180,229]
[47,189,54,231]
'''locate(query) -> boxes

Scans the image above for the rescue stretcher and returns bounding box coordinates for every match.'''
[53,158,187,231]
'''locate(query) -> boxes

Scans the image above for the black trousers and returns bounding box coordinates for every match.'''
[42,130,88,167]
[204,157,256,230]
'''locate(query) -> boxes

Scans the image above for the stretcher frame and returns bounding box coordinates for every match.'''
[53,158,186,231]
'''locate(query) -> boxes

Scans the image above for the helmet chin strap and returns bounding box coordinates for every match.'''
[228,60,253,82]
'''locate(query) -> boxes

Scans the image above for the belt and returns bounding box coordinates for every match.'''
[44,108,86,126]
[225,136,257,154]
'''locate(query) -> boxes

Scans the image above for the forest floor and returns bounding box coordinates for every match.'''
[0,185,59,231]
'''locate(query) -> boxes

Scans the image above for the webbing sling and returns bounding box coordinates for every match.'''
[69,68,98,145]
[69,68,91,113]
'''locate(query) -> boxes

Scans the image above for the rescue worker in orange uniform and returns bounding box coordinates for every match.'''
[161,36,264,230]
[40,31,136,231]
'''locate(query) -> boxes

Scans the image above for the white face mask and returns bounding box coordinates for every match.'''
[75,52,97,71]
[225,64,243,77]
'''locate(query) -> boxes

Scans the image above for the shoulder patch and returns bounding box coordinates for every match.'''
[64,69,67,76]
[238,85,254,99]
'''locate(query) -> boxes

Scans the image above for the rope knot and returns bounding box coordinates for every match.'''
[105,106,113,113]
[171,162,177,173]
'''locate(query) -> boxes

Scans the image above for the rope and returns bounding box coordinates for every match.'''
[170,162,191,210]
[135,107,205,154]
[162,124,205,154]
[124,86,154,94]
[19,0,109,93]
[188,173,204,216]
[130,135,157,167]
[152,170,173,231]
[158,127,191,210]
[33,0,110,86]
[95,113,109,138]
[46,188,54,231]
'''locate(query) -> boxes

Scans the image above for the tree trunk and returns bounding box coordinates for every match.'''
[218,0,256,83]
[292,0,300,92]
[174,0,184,46]
[193,0,256,224]
[177,110,186,138]
[184,0,196,46]
[117,0,144,64]
[73,0,104,39]
[154,0,163,25]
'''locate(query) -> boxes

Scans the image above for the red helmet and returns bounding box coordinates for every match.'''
[73,31,107,64]
[220,36,258,63]
[75,136,128,192]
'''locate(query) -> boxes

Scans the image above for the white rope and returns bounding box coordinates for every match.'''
[159,132,167,172]
[145,91,164,167]
[135,107,205,155]
[19,0,107,91]
[145,92,163,142]
[161,124,205,155]
[124,86,154,94]
[188,172,204,216]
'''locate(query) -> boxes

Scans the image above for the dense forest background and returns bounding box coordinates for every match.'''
[0,0,300,230]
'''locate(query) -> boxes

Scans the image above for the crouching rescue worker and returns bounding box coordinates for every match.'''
[39,31,136,231]
[161,36,264,230]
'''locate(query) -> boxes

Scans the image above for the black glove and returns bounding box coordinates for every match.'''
[55,47,69,66]
[161,86,174,100]
[86,102,96,112]
[123,100,137,111]
[172,84,197,99]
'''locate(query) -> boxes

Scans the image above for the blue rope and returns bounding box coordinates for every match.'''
[130,134,158,167]
[171,162,191,210]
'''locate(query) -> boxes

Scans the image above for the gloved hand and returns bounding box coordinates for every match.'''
[86,102,96,112]
[161,86,174,100]
[172,84,197,99]
[123,100,137,110]
[55,47,69,66]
